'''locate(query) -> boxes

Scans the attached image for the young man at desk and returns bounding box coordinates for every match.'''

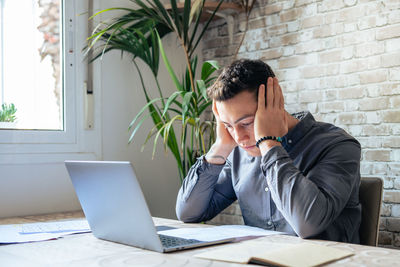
[176,59,362,244]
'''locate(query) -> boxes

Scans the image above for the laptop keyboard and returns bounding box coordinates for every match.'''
[159,234,202,248]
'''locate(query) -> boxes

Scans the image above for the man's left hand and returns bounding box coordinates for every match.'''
[254,77,288,153]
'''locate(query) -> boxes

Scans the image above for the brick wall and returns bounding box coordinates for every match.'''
[203,0,400,249]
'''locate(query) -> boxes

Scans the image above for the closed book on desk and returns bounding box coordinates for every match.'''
[195,241,353,267]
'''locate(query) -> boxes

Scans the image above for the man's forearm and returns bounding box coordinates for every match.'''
[176,156,233,222]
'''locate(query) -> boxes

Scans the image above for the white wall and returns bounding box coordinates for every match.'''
[0,163,83,217]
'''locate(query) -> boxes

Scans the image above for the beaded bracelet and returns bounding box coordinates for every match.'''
[255,136,282,148]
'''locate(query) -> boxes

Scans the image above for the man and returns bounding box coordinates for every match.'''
[176,59,361,243]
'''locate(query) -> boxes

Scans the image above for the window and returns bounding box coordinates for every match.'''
[0,0,63,130]
[0,0,100,161]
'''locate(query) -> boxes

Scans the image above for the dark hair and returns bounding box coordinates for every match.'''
[207,59,275,101]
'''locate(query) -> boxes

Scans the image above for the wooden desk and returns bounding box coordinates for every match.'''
[1,212,399,266]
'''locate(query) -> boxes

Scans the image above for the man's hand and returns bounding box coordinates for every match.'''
[205,101,237,164]
[254,77,288,154]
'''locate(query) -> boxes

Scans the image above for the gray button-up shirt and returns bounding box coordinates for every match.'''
[176,112,362,244]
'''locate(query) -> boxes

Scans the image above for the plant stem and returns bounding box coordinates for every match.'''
[178,35,199,114]
[133,60,152,102]
[154,75,166,107]
[233,0,257,60]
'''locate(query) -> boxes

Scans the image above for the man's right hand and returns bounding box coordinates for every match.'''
[205,101,237,165]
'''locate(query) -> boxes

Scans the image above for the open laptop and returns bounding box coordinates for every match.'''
[64,160,233,252]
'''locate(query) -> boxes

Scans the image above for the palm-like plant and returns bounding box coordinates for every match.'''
[85,0,223,181]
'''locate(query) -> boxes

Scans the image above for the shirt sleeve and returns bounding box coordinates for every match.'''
[260,141,361,238]
[175,155,237,222]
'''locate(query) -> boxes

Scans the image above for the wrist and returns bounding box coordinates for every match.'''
[258,140,281,155]
[204,154,226,165]
[205,143,235,165]
[256,136,282,156]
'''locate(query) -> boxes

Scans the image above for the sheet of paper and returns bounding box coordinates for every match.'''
[0,219,91,244]
[251,242,354,267]
[158,224,284,242]
[195,240,285,264]
[195,240,354,267]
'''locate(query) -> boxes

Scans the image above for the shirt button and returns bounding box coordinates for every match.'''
[288,139,292,144]
[267,221,272,226]
[264,187,269,192]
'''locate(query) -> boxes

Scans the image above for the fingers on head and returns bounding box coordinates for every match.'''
[266,77,274,107]
[258,84,265,108]
[280,89,284,109]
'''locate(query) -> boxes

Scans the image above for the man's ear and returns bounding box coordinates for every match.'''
[212,100,219,116]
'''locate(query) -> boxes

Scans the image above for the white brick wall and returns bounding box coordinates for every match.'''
[202,0,400,249]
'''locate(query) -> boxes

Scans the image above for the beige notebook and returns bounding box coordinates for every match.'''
[194,241,354,267]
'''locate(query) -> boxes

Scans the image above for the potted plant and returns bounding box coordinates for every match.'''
[85,0,223,182]
[0,103,17,129]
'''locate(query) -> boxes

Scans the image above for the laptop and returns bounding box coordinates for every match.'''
[64,160,233,252]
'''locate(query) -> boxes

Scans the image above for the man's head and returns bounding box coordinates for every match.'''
[207,59,275,101]
[208,59,276,157]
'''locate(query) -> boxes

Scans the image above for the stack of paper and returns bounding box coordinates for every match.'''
[0,219,91,244]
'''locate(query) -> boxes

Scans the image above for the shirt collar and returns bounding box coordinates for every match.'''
[282,111,315,150]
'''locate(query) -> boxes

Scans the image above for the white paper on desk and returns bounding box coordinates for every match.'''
[0,219,91,244]
[195,240,354,266]
[158,224,284,242]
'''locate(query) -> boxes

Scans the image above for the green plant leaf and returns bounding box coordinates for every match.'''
[187,0,205,52]
[89,7,134,20]
[150,0,177,33]
[157,31,183,91]
[198,100,212,115]
[181,116,195,151]
[128,111,154,144]
[142,121,164,150]
[182,0,191,44]
[128,97,162,130]
[167,107,181,115]
[152,123,168,159]
[169,0,182,36]
[163,91,181,117]
[181,91,193,120]
[163,114,182,151]
[196,79,208,101]
[201,60,220,80]
[189,0,203,25]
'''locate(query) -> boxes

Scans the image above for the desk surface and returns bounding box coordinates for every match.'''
[1,211,399,267]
